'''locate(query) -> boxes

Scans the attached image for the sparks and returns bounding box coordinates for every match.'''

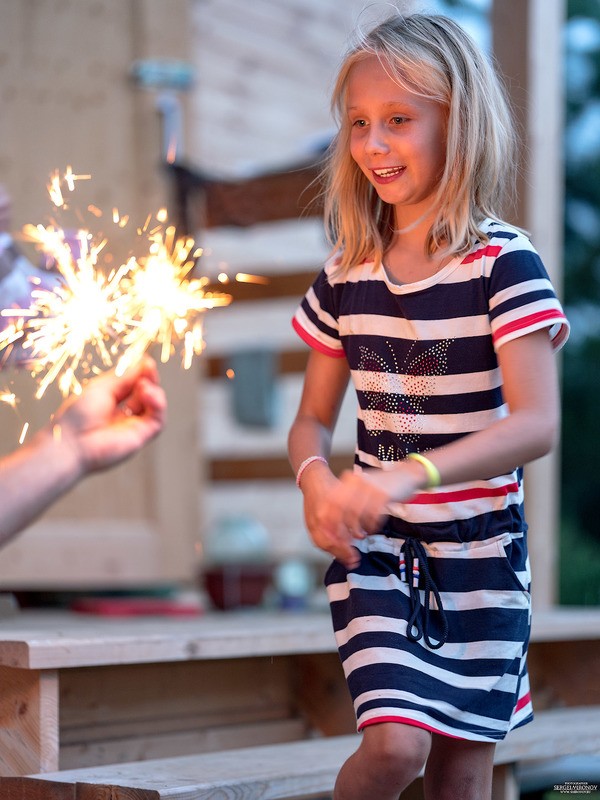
[116,225,231,373]
[18,422,29,445]
[15,223,127,397]
[235,272,270,285]
[0,390,17,408]
[0,169,233,399]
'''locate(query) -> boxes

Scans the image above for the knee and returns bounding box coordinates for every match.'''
[362,722,430,785]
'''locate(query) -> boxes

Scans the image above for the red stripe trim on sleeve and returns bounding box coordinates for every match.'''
[493,309,567,344]
[291,317,345,358]
[407,481,520,505]
[461,244,503,264]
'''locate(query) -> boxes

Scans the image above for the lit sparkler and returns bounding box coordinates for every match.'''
[116,226,231,374]
[0,168,236,399]
[8,223,128,398]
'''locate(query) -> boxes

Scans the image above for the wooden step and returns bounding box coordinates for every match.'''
[1,706,599,800]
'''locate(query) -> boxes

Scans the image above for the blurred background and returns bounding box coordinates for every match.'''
[0,0,597,610]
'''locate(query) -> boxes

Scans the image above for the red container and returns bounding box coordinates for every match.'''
[203,564,272,610]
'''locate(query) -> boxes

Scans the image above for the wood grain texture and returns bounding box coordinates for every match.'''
[1,608,599,670]
[0,667,59,775]
[1,706,599,800]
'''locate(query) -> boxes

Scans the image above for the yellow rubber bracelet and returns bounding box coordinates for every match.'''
[407,452,441,489]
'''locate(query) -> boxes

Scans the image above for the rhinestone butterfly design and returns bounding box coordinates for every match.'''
[357,338,453,461]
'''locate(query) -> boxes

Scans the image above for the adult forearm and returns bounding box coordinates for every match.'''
[0,426,82,547]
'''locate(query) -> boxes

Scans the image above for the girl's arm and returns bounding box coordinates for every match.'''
[329,328,560,534]
[288,349,360,567]
[426,327,559,483]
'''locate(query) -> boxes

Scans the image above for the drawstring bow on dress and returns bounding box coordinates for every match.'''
[399,538,449,650]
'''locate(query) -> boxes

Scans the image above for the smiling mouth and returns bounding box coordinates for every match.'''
[371,166,406,183]
[372,166,405,177]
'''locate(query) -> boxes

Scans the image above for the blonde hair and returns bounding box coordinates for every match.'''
[323,13,518,271]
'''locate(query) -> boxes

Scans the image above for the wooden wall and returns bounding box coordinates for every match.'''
[0,0,203,588]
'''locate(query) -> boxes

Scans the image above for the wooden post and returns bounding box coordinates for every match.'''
[492,0,566,608]
[0,668,59,776]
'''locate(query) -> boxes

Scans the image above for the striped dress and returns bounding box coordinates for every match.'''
[292,219,570,742]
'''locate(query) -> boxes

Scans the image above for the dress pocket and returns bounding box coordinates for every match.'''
[496,533,531,597]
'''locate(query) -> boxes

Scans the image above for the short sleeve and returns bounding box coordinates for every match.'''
[487,237,570,352]
[292,267,346,358]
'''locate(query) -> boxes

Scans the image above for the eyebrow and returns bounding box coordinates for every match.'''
[346,100,420,112]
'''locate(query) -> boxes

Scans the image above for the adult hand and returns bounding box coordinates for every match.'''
[0,357,167,547]
[54,357,167,476]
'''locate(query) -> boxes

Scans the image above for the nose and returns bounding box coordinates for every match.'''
[364,124,390,156]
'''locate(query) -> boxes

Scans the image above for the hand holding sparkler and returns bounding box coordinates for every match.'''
[52,355,166,473]
[0,357,166,548]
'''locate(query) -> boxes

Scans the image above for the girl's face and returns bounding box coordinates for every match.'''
[346,56,447,221]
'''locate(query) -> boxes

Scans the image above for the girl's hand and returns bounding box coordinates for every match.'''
[346,460,426,525]
[301,459,426,570]
[311,462,427,563]
[301,467,363,570]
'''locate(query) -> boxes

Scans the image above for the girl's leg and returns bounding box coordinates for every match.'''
[423,734,496,800]
[333,722,431,800]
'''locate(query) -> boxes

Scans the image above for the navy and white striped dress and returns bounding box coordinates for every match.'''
[292,220,569,742]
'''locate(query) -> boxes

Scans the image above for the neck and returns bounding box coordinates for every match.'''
[394,207,434,236]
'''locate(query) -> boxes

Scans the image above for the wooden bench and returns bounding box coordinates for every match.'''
[1,607,599,793]
[1,706,599,800]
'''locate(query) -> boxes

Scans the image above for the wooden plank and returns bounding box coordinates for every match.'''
[201,162,324,228]
[205,269,318,303]
[294,653,356,737]
[1,607,599,671]
[0,779,76,800]
[207,349,308,379]
[204,480,323,560]
[170,160,323,232]
[202,297,306,354]
[527,638,600,709]
[198,219,329,275]
[201,373,356,459]
[59,658,294,734]
[492,0,567,610]
[0,611,340,669]
[492,764,519,800]
[208,453,353,481]
[0,667,59,776]
[529,606,600,641]
[3,707,599,800]
[60,718,307,772]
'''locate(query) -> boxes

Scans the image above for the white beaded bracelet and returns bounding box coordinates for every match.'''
[296,455,328,488]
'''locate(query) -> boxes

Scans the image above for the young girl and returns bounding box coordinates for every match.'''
[288,12,569,800]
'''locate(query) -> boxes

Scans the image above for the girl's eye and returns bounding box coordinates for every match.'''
[352,119,366,127]
[392,116,407,125]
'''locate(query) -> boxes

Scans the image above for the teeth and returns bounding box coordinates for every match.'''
[374,167,403,177]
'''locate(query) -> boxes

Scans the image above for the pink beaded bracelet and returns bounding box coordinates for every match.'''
[295,455,328,488]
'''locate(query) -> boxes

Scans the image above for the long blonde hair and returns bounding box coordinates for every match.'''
[324,13,518,271]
